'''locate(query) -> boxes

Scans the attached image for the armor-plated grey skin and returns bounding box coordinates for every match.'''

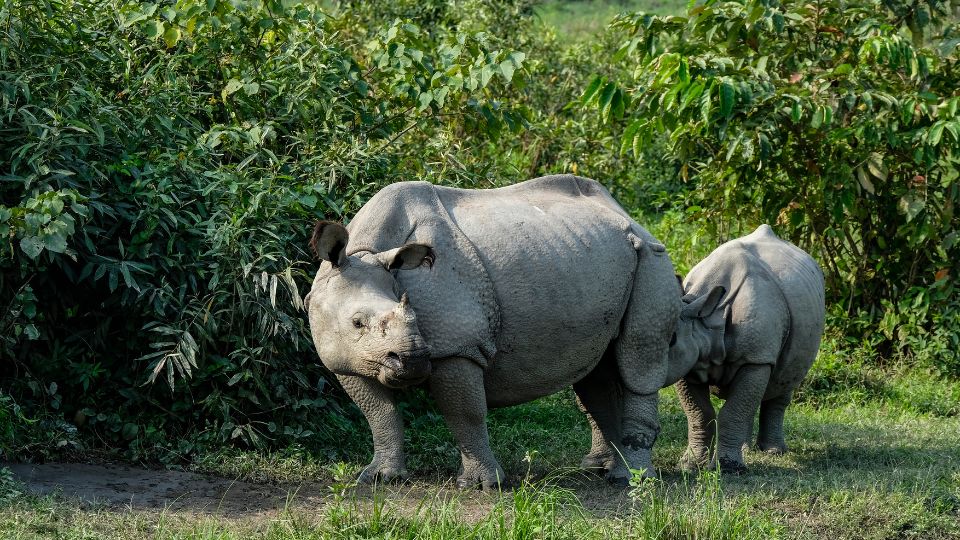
[665,225,825,474]
[306,175,680,488]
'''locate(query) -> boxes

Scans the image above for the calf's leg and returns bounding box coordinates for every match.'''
[715,363,771,474]
[675,377,716,472]
[757,391,793,454]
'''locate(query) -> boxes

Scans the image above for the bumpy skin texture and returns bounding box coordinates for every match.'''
[665,225,825,474]
[306,175,680,488]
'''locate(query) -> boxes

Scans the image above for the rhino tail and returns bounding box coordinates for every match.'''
[627,232,666,254]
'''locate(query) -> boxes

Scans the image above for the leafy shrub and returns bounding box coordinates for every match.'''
[0,0,526,459]
[589,0,960,370]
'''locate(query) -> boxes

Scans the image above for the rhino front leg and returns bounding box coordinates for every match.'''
[676,377,716,472]
[429,357,504,490]
[716,364,771,474]
[757,391,792,454]
[337,374,408,484]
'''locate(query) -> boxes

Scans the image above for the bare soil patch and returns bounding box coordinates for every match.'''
[5,462,631,520]
[5,462,328,516]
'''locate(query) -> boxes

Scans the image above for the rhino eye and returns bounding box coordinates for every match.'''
[352,318,365,329]
[669,332,677,347]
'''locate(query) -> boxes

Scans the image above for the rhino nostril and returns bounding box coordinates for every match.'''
[384,352,402,370]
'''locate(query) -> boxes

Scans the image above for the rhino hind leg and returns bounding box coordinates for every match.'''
[605,390,660,484]
[429,357,504,490]
[757,391,793,454]
[716,364,772,474]
[676,377,717,472]
[573,355,622,474]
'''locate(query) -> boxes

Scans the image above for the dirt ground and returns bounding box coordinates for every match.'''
[5,462,329,515]
[5,462,633,520]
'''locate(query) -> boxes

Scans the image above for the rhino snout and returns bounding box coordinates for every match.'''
[377,346,431,388]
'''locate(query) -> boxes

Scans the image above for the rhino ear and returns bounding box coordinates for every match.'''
[379,243,435,270]
[680,286,726,320]
[310,221,349,268]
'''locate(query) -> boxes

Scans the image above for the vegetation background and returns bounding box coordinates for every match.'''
[0,0,958,538]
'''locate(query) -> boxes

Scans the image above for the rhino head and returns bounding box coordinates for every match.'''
[305,221,434,388]
[666,285,728,384]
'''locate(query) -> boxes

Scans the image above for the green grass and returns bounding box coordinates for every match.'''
[536,0,689,41]
[3,360,958,539]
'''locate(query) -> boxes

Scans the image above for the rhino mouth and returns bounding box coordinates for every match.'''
[376,350,432,388]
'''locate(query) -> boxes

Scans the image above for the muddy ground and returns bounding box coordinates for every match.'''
[5,462,632,519]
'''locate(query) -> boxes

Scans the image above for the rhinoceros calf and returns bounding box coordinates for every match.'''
[665,224,825,474]
[305,175,680,488]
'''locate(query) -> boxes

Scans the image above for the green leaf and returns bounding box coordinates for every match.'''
[162,25,181,47]
[927,122,944,146]
[866,153,888,181]
[581,76,604,105]
[791,101,802,123]
[719,80,735,118]
[899,192,925,222]
[856,167,875,195]
[433,86,448,107]
[43,233,67,253]
[221,78,243,99]
[122,423,139,440]
[678,58,689,84]
[480,65,494,87]
[19,236,44,259]
[23,324,40,340]
[144,20,164,39]
[811,106,824,128]
[418,90,433,111]
[598,82,617,123]
[500,60,515,83]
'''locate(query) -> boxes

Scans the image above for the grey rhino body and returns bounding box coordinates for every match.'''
[306,175,680,487]
[667,224,825,473]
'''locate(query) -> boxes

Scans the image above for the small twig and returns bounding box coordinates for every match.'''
[370,120,421,155]
[364,104,415,136]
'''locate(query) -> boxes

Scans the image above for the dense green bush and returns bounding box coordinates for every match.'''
[0,0,528,458]
[589,0,960,373]
[1,0,956,463]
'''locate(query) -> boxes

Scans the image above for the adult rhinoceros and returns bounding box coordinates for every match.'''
[305,175,680,488]
[665,224,825,474]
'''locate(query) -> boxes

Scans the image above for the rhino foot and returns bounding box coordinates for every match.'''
[605,462,656,486]
[717,457,747,475]
[357,456,408,485]
[579,450,616,474]
[679,447,711,473]
[757,441,788,455]
[455,463,505,491]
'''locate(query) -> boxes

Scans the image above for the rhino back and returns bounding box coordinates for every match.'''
[737,225,825,395]
[685,225,825,394]
[433,175,646,405]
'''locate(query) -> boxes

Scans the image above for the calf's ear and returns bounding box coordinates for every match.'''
[378,243,435,270]
[310,221,349,267]
[680,285,727,319]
